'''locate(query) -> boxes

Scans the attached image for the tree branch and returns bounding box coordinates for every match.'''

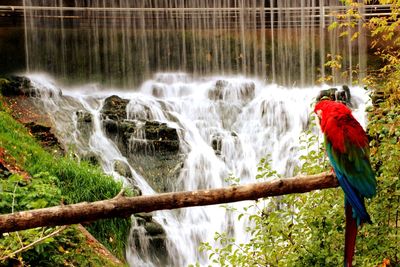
[0,226,68,261]
[0,172,338,233]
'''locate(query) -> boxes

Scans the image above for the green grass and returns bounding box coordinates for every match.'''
[0,94,131,263]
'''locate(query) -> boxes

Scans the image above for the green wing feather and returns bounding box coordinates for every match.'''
[325,135,376,199]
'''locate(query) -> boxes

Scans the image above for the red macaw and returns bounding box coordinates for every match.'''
[314,100,376,267]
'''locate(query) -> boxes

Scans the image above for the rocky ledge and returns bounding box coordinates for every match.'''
[0,76,61,97]
[316,85,352,106]
[101,95,183,193]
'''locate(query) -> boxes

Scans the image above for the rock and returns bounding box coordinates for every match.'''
[240,82,256,101]
[148,236,168,261]
[0,76,32,96]
[0,76,61,97]
[130,226,170,266]
[76,110,93,143]
[103,119,120,136]
[24,122,63,152]
[208,80,229,100]
[217,102,242,129]
[338,85,351,104]
[101,95,129,121]
[135,213,153,223]
[81,152,100,166]
[77,110,92,123]
[211,133,223,155]
[131,185,142,197]
[143,121,179,142]
[144,222,165,236]
[123,121,181,192]
[101,95,180,154]
[371,90,385,106]
[100,94,182,193]
[128,153,184,193]
[168,161,184,178]
[130,213,171,265]
[105,119,180,156]
[151,84,164,98]
[113,160,133,178]
[102,118,182,192]
[316,85,352,106]
[316,87,337,102]
[0,162,11,178]
[208,80,255,103]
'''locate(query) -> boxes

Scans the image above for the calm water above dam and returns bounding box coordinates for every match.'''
[1,0,373,87]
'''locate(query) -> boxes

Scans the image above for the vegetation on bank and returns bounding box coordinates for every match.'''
[0,89,130,265]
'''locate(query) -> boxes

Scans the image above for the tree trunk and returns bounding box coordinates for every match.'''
[0,172,338,233]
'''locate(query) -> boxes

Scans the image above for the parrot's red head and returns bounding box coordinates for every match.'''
[314,100,367,153]
[314,100,352,131]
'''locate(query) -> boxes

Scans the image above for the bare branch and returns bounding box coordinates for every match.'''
[0,172,338,233]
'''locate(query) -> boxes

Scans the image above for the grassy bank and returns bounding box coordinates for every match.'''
[0,88,130,265]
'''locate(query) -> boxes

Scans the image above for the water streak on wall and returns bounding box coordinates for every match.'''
[23,0,367,87]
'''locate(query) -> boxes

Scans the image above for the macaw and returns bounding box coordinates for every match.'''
[314,100,376,267]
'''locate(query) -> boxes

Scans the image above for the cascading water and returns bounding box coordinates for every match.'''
[25,73,370,266]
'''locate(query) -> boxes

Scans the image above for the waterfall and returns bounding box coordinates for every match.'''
[25,73,370,266]
[16,0,373,266]
[22,0,368,87]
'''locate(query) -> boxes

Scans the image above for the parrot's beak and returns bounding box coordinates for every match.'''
[316,109,322,119]
[315,109,322,126]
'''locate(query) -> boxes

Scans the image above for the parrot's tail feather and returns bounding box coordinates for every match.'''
[336,172,371,225]
[344,202,357,267]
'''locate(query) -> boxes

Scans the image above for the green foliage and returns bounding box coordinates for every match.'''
[0,171,122,266]
[20,227,115,266]
[224,175,241,186]
[297,120,330,175]
[0,172,61,213]
[0,96,129,265]
[1,226,123,267]
[200,188,345,267]
[256,155,280,180]
[365,91,400,266]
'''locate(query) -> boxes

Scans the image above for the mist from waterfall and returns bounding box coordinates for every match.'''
[25,72,370,266]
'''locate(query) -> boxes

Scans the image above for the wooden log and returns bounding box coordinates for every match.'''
[0,172,338,233]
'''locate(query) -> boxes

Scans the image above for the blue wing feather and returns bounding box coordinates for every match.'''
[325,140,373,225]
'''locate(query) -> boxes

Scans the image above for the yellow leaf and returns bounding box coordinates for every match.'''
[351,32,360,41]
